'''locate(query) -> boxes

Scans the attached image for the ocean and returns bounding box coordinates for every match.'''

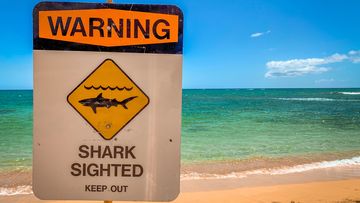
[182,88,360,163]
[0,88,360,195]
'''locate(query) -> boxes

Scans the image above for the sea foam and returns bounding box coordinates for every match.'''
[181,156,360,180]
[338,92,360,95]
[0,185,32,196]
[276,98,336,101]
[275,97,359,102]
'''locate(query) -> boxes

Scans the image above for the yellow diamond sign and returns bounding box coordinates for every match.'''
[67,59,149,140]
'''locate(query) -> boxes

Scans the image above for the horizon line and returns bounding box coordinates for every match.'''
[0,87,360,91]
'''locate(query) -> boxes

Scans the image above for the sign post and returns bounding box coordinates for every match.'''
[33,2,183,201]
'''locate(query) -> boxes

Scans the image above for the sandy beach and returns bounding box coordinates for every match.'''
[1,165,360,203]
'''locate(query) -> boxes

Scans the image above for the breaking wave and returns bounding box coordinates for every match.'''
[181,156,360,180]
[274,97,359,102]
[0,185,32,196]
[275,98,335,101]
[337,92,360,95]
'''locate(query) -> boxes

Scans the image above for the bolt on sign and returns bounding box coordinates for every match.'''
[33,2,183,201]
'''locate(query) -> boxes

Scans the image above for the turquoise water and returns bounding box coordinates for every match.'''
[0,89,360,170]
[0,90,32,170]
[181,88,360,163]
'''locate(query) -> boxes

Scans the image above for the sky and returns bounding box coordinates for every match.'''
[0,0,359,89]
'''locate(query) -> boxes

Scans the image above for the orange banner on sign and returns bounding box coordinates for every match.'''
[39,9,179,47]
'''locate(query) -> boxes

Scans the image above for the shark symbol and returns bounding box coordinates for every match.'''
[79,93,137,114]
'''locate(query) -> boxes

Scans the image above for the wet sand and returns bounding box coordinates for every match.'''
[181,151,360,175]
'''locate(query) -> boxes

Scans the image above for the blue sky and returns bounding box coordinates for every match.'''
[0,0,359,89]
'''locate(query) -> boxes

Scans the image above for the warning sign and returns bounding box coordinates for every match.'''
[67,59,149,140]
[33,2,183,202]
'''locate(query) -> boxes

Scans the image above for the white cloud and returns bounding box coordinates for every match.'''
[265,53,349,78]
[349,50,357,55]
[251,33,263,38]
[250,30,271,38]
[348,50,360,63]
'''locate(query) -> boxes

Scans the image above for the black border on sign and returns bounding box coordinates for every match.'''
[33,2,183,54]
[66,59,150,140]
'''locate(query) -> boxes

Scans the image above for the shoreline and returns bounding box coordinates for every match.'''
[1,153,360,195]
[181,151,360,176]
[1,170,360,202]
[181,164,360,192]
[1,158,360,202]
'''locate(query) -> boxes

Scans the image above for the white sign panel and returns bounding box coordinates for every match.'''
[33,2,183,201]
